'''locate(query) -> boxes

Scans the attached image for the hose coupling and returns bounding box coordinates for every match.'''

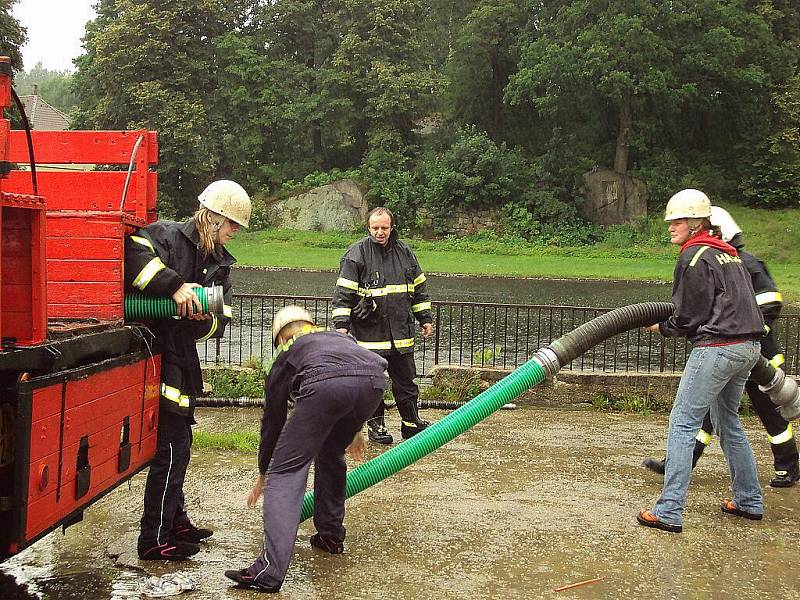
[532,347,561,379]
[204,284,225,315]
[759,368,800,421]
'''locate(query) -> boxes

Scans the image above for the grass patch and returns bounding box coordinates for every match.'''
[590,392,672,415]
[203,366,265,398]
[227,204,800,304]
[420,374,483,404]
[193,430,260,452]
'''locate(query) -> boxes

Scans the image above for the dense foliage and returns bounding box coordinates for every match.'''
[0,0,25,71]
[14,63,77,113]
[66,0,800,239]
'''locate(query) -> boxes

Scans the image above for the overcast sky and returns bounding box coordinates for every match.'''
[13,0,97,72]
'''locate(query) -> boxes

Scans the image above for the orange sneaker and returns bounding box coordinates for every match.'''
[720,500,762,521]
[636,509,682,533]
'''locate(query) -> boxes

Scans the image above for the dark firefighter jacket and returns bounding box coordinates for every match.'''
[331,230,432,355]
[124,219,235,417]
[258,329,388,474]
[730,234,784,367]
[658,237,764,346]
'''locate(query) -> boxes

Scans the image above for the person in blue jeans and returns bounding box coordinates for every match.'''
[638,189,766,533]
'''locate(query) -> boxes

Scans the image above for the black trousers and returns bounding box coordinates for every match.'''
[371,350,420,424]
[701,380,798,472]
[139,408,193,547]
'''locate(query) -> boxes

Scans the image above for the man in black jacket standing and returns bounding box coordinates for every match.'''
[124,179,251,560]
[332,207,433,444]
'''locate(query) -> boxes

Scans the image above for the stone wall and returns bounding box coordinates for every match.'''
[429,365,680,408]
[417,206,501,236]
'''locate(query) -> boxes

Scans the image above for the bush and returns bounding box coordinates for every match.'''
[203,366,264,398]
[280,168,362,194]
[420,126,533,230]
[360,140,421,228]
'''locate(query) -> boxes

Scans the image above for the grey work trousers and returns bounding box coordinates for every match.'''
[247,374,384,588]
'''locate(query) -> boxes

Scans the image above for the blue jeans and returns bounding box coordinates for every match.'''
[653,341,762,527]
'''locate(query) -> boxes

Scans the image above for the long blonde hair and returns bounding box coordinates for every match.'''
[194,207,224,257]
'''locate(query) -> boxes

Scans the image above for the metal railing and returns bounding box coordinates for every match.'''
[199,294,800,377]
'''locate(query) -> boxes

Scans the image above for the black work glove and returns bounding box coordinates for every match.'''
[352,296,377,320]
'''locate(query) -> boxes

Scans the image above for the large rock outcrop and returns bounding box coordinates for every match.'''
[267,179,366,231]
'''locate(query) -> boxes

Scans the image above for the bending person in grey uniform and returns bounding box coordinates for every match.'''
[224,306,387,593]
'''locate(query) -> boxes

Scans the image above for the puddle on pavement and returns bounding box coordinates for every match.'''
[2,406,799,599]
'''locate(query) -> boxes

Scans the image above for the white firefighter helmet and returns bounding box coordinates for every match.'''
[664,189,712,221]
[271,305,314,346]
[198,180,252,228]
[709,206,742,243]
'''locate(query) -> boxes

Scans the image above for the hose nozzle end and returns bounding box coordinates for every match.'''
[759,368,800,421]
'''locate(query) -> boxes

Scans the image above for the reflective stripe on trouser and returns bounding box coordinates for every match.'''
[139,410,192,546]
[357,338,415,351]
[246,376,383,588]
[371,350,420,424]
[745,380,800,472]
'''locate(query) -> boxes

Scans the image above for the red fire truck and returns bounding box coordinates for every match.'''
[0,57,161,561]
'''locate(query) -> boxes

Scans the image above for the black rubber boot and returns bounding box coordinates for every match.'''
[769,465,800,488]
[642,457,665,475]
[224,568,280,592]
[310,533,344,554]
[400,419,430,440]
[367,417,393,444]
[643,441,706,475]
[138,540,200,561]
[174,522,213,544]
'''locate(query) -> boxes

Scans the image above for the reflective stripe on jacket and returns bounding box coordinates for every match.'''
[124,219,236,416]
[331,231,432,355]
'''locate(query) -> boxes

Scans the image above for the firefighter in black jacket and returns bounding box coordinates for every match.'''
[124,180,251,560]
[224,306,387,592]
[332,207,433,444]
[643,206,799,487]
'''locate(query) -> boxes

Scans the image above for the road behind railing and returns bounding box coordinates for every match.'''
[199,294,800,377]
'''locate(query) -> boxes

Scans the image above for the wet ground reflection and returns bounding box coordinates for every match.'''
[2,406,798,599]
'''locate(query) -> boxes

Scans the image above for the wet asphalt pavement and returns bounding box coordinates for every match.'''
[2,406,799,599]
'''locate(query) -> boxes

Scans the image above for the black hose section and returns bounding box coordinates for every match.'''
[10,87,37,195]
[418,400,516,410]
[195,397,263,407]
[547,302,674,368]
[194,397,517,411]
[546,301,778,389]
[749,356,774,386]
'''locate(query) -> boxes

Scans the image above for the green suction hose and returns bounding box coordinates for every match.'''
[299,301,676,522]
[124,284,225,320]
[300,357,546,520]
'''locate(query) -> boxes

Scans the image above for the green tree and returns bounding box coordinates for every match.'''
[72,0,242,216]
[0,0,25,71]
[215,0,354,188]
[445,0,535,144]
[334,0,442,154]
[505,0,798,193]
